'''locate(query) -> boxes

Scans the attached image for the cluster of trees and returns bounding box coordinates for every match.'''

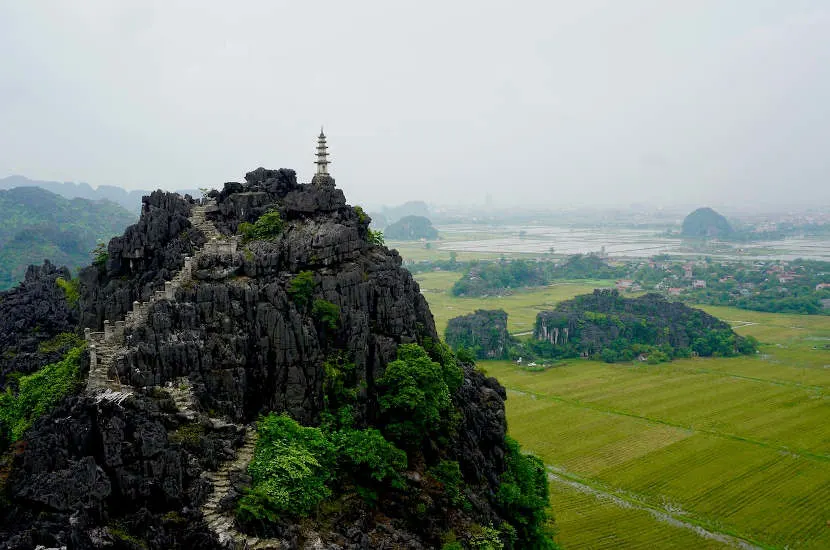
[680,259,830,315]
[529,290,758,363]
[384,215,439,241]
[238,342,554,548]
[449,255,624,297]
[451,260,547,297]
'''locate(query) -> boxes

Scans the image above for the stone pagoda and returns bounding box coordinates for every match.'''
[311,127,335,186]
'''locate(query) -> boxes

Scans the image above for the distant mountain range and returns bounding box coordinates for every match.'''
[0,175,199,212]
[0,186,136,290]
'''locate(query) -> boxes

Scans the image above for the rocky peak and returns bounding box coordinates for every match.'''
[0,168,547,550]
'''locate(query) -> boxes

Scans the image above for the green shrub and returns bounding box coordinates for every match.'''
[55,277,80,306]
[37,331,82,354]
[332,428,407,488]
[238,414,335,522]
[428,459,466,507]
[91,242,109,267]
[239,209,284,243]
[455,346,476,364]
[322,354,356,408]
[354,206,370,224]
[288,270,315,309]
[468,524,505,550]
[378,344,452,447]
[312,299,340,330]
[368,229,385,246]
[0,344,85,442]
[495,437,556,549]
[646,350,670,364]
[423,337,464,393]
[168,423,205,450]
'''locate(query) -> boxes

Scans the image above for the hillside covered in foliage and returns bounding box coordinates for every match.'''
[681,207,733,238]
[384,214,439,240]
[533,289,757,363]
[0,187,135,290]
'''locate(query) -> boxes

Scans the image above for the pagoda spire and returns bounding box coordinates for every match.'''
[315,127,330,176]
[312,127,335,186]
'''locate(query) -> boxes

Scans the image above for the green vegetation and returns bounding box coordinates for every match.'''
[368,228,385,246]
[332,428,407,488]
[384,215,439,241]
[238,414,335,522]
[287,270,315,309]
[240,414,410,522]
[410,257,830,547]
[91,242,109,268]
[483,305,830,549]
[0,187,134,289]
[415,270,611,336]
[496,437,555,549]
[55,276,80,306]
[530,290,758,363]
[354,205,370,224]
[311,299,340,330]
[428,459,466,507]
[451,260,547,297]
[0,343,85,443]
[238,208,285,243]
[377,344,453,447]
[450,255,623,298]
[36,331,82,354]
[549,254,625,280]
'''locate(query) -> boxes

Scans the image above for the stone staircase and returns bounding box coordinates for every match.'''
[84,199,228,396]
[201,427,283,549]
[84,198,274,547]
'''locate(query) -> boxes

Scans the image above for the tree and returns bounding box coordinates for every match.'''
[377,344,453,447]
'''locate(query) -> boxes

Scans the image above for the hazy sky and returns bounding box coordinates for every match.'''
[0,1,828,209]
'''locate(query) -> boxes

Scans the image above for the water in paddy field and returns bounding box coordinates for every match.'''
[436,225,830,261]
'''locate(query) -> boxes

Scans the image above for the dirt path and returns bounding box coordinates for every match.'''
[547,468,764,550]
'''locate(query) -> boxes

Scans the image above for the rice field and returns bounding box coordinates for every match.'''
[484,309,830,550]
[411,267,830,548]
[413,270,613,337]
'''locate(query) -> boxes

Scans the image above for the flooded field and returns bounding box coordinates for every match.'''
[436,225,830,261]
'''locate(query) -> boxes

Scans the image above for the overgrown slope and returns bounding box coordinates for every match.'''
[0,187,136,290]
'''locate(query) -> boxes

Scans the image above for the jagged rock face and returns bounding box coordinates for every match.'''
[445,309,514,360]
[0,168,510,549]
[113,168,435,424]
[2,395,222,550]
[0,260,76,387]
[77,190,204,331]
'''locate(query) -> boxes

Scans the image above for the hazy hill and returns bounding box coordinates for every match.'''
[0,175,199,212]
[0,187,136,289]
[681,207,733,238]
[385,214,439,240]
[381,200,430,224]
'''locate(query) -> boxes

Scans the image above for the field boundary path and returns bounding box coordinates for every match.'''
[547,467,764,550]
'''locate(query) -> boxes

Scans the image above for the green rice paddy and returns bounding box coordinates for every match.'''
[413,269,830,549]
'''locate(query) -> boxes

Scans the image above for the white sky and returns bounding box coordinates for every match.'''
[0,1,828,209]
